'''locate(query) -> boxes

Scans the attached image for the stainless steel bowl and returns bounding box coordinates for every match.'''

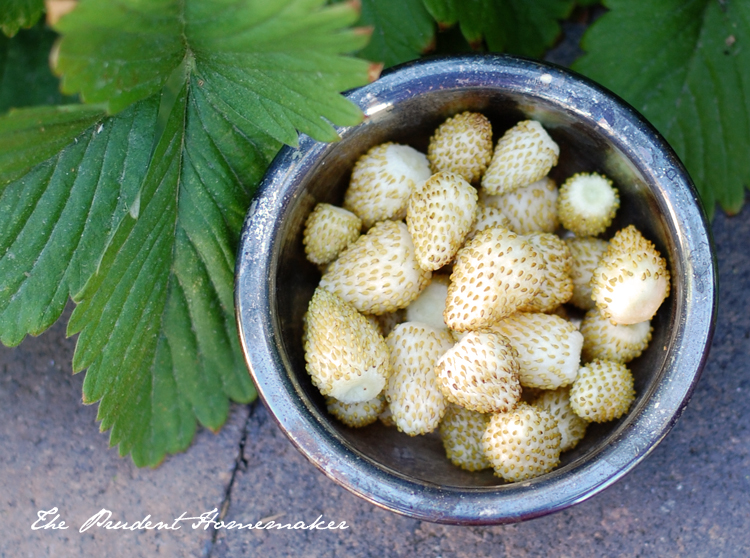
[235,55,717,524]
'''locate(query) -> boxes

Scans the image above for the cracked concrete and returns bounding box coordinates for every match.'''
[0,316,251,558]
[203,404,254,558]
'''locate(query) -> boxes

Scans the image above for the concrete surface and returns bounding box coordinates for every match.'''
[0,317,249,558]
[2,200,749,557]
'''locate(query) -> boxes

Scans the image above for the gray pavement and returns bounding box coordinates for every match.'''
[0,315,249,558]
[2,200,749,557]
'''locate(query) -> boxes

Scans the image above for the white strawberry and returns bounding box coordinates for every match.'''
[320,220,431,315]
[303,288,390,403]
[490,177,559,234]
[566,236,609,310]
[570,359,635,422]
[482,402,562,482]
[531,387,588,452]
[302,203,362,265]
[491,312,583,389]
[549,304,572,323]
[465,201,512,241]
[361,312,383,334]
[580,309,652,363]
[439,405,492,472]
[519,232,573,313]
[343,142,432,228]
[607,223,655,253]
[385,322,454,436]
[378,402,396,427]
[427,111,494,183]
[326,394,386,428]
[558,172,619,236]
[434,331,522,413]
[482,120,560,195]
[405,274,450,332]
[370,308,405,338]
[444,226,545,332]
[591,225,670,324]
[406,172,478,271]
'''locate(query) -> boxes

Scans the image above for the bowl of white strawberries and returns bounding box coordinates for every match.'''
[236,55,716,524]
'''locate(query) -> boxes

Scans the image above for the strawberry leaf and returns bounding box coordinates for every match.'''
[573,0,750,217]
[0,0,371,466]
[0,0,44,37]
[53,0,372,145]
[0,99,156,347]
[423,0,573,56]
[67,80,274,466]
[358,0,435,67]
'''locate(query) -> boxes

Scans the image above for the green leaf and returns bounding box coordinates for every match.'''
[423,0,573,56]
[0,0,44,37]
[573,0,750,217]
[0,24,78,113]
[0,0,370,466]
[0,104,105,186]
[67,79,274,466]
[53,0,372,145]
[357,0,435,68]
[0,100,156,347]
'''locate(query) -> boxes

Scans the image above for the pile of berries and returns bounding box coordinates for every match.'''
[301,111,670,482]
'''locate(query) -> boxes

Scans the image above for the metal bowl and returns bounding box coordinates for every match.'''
[235,55,717,524]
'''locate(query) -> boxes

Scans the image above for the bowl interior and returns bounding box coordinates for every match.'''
[271,84,679,488]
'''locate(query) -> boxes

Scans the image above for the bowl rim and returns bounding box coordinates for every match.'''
[235,53,718,525]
